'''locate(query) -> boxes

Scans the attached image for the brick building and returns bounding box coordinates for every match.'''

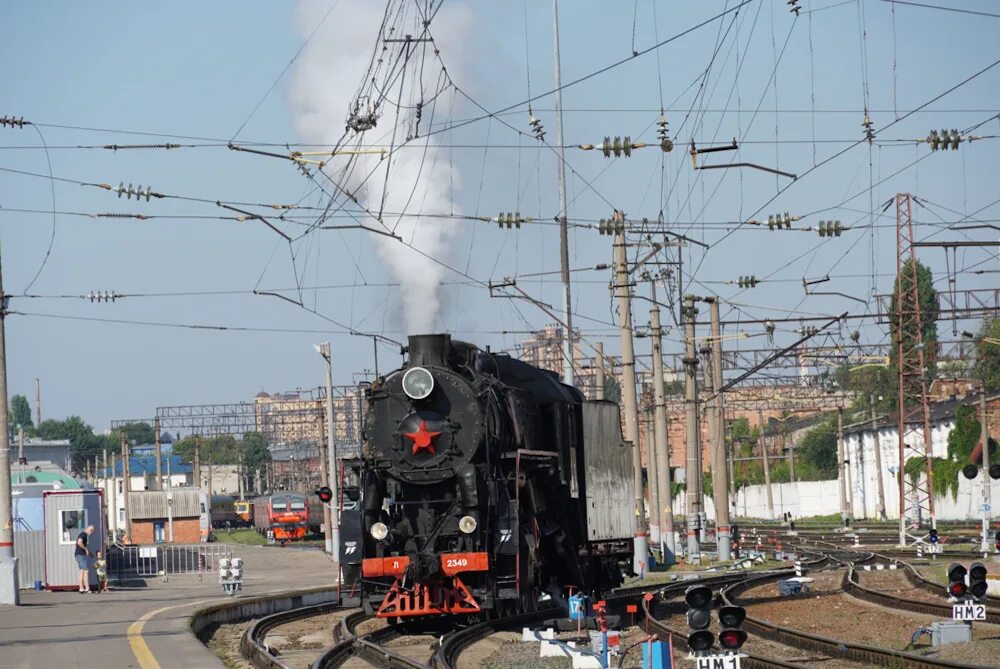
[126,489,204,544]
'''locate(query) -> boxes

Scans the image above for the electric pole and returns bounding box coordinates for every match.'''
[837,407,851,524]
[709,298,731,561]
[319,409,333,555]
[154,417,162,491]
[682,295,702,561]
[0,246,18,605]
[120,429,132,542]
[644,404,661,553]
[614,230,646,572]
[594,342,606,400]
[701,342,717,547]
[870,396,887,520]
[551,0,574,387]
[193,436,202,495]
[319,343,340,562]
[757,409,775,518]
[649,284,674,560]
[981,390,991,553]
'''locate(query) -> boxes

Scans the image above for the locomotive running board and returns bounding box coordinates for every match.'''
[375,576,480,618]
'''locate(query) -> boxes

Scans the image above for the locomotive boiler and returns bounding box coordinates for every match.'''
[359,334,634,619]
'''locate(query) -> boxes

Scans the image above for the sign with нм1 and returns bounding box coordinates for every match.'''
[694,655,742,669]
[953,603,986,621]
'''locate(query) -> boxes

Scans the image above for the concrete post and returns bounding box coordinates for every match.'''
[614,230,647,573]
[757,410,775,519]
[837,407,851,524]
[649,286,674,560]
[154,417,162,491]
[0,255,18,604]
[709,298,731,561]
[120,430,132,543]
[644,405,661,550]
[981,390,991,553]
[682,295,702,561]
[870,397,887,520]
[594,342,606,400]
[320,343,340,562]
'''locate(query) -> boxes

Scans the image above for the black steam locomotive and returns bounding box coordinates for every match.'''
[358,334,634,619]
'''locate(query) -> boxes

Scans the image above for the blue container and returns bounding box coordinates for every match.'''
[568,593,587,621]
[34,580,43,591]
[641,640,672,669]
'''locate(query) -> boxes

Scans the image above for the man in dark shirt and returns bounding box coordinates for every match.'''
[75,525,95,593]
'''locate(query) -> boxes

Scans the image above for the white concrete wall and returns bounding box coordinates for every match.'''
[672,470,1000,522]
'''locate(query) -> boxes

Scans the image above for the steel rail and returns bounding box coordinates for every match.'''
[722,570,994,669]
[843,559,1000,624]
[240,600,346,669]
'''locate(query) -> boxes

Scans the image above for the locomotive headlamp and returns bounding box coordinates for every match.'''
[458,515,477,534]
[402,367,434,400]
[370,522,389,541]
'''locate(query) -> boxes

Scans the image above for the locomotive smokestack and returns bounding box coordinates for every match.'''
[408,334,451,368]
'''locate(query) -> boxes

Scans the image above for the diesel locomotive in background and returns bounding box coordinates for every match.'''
[353,333,635,619]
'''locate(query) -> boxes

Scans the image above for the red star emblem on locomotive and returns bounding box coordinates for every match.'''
[405,420,441,455]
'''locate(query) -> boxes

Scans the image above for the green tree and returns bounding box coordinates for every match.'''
[8,394,33,433]
[889,258,939,400]
[796,418,839,479]
[117,422,155,446]
[242,431,271,474]
[834,363,896,413]
[974,317,1000,392]
[35,415,108,472]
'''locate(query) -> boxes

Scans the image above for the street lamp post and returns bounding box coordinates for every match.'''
[316,343,340,562]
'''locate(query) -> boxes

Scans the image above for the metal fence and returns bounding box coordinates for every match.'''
[108,542,233,580]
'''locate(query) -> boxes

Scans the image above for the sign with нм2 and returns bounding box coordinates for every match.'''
[953,603,986,621]
[695,655,742,669]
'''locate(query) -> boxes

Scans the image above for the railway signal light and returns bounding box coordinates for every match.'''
[947,563,968,599]
[685,584,715,652]
[969,562,989,602]
[316,486,334,503]
[929,528,939,544]
[737,275,759,289]
[718,605,748,650]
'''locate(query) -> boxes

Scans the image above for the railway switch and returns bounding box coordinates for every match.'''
[685,584,715,652]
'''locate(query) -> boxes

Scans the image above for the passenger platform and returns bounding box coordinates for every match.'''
[0,545,337,669]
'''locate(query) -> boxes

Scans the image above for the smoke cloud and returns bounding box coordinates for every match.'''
[288,0,471,333]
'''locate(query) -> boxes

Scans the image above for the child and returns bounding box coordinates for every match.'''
[94,551,108,593]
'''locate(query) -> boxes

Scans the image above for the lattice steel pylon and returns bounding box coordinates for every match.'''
[894,193,936,545]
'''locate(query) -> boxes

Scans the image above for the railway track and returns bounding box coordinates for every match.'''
[239,544,994,669]
[722,570,995,669]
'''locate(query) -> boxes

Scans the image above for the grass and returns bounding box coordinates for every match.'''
[212,528,268,546]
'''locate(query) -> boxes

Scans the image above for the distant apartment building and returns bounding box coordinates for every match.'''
[254,388,364,451]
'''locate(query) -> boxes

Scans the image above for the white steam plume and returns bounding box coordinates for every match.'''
[288,0,472,333]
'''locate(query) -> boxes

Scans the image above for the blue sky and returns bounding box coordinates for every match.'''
[2,0,999,431]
